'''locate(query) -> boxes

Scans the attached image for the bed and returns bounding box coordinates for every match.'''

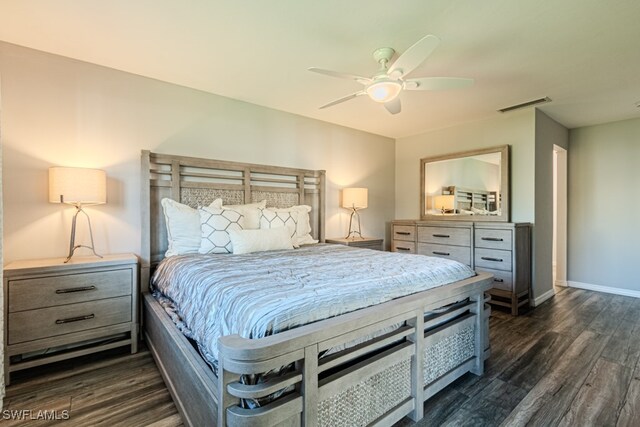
[140,150,493,426]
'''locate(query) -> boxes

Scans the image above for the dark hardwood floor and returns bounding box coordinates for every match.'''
[4,287,639,426]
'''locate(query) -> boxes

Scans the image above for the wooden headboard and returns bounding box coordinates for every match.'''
[140,150,326,288]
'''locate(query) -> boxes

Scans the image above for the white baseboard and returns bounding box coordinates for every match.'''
[533,288,556,307]
[554,280,567,287]
[567,281,640,298]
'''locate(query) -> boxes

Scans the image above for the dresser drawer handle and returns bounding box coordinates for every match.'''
[55,285,97,294]
[481,256,503,262]
[433,251,450,256]
[481,237,504,242]
[494,278,504,283]
[395,231,411,236]
[396,247,411,251]
[55,314,95,324]
[433,234,450,238]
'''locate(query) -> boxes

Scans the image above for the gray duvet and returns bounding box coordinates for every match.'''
[151,243,475,368]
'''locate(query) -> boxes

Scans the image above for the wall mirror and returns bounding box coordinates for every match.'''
[420,145,509,222]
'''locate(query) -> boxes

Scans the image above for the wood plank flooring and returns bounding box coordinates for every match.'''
[4,287,639,426]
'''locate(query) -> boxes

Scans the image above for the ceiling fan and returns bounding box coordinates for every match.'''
[309,35,473,115]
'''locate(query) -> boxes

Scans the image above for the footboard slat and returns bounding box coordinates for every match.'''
[227,372,303,399]
[318,325,415,374]
[227,393,302,427]
[222,349,304,375]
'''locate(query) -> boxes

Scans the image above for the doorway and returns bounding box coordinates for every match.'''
[553,145,568,288]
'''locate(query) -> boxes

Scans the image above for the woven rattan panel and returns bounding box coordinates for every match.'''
[423,325,475,385]
[251,191,300,208]
[180,188,244,208]
[318,358,411,427]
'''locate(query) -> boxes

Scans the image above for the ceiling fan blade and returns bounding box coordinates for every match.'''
[404,77,474,91]
[387,35,440,78]
[308,68,371,85]
[319,91,365,109]
[384,98,401,115]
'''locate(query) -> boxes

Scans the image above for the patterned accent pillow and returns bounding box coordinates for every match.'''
[198,207,244,254]
[259,208,298,242]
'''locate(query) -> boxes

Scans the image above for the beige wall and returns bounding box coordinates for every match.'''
[0,42,395,262]
[568,118,640,292]
[395,109,535,222]
[534,110,569,300]
[0,72,4,407]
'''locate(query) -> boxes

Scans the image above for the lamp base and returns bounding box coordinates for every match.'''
[65,205,103,263]
[345,208,364,240]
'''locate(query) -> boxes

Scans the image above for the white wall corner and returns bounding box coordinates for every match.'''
[532,288,556,307]
[567,281,640,298]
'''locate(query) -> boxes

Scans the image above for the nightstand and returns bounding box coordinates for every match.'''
[326,237,384,251]
[3,253,138,384]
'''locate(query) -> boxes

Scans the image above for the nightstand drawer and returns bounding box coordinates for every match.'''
[393,240,416,254]
[9,269,132,312]
[418,243,471,266]
[8,296,132,344]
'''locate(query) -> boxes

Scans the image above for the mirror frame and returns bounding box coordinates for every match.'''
[420,145,510,222]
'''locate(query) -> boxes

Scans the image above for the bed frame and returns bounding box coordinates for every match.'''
[140,150,493,426]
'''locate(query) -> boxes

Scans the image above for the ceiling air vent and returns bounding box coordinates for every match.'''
[498,97,551,113]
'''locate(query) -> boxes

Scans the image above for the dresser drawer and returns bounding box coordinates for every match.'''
[418,243,471,266]
[393,225,416,242]
[418,226,471,247]
[475,229,513,251]
[392,240,416,254]
[476,268,513,291]
[8,296,132,345]
[475,248,512,271]
[9,269,132,313]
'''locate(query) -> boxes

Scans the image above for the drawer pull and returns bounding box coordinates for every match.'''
[55,285,97,294]
[396,247,411,251]
[481,237,504,242]
[55,314,95,324]
[481,256,503,262]
[433,251,450,256]
[432,234,450,238]
[494,278,504,283]
[395,231,411,236]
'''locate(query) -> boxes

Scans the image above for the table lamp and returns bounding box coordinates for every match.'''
[342,187,368,239]
[49,167,107,262]
[434,195,455,214]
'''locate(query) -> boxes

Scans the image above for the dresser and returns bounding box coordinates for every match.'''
[326,237,384,251]
[392,220,531,315]
[3,254,139,384]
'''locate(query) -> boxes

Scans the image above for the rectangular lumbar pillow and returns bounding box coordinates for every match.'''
[198,206,244,254]
[228,227,294,255]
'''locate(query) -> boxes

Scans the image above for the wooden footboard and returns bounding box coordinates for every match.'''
[216,273,493,426]
[144,273,492,426]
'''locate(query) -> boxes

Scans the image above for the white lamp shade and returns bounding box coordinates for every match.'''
[342,187,368,209]
[49,167,107,205]
[433,195,455,210]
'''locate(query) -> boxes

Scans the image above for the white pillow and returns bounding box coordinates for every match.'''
[198,207,244,254]
[259,208,299,244]
[269,205,318,246]
[211,200,266,230]
[161,198,223,257]
[228,228,294,255]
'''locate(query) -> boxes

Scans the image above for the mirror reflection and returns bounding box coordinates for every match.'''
[421,146,509,221]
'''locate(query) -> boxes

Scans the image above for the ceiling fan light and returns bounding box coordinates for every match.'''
[366,80,402,103]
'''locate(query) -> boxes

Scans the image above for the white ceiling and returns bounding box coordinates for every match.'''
[1,0,640,138]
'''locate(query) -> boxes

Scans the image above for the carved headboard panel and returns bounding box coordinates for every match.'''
[140,150,326,288]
